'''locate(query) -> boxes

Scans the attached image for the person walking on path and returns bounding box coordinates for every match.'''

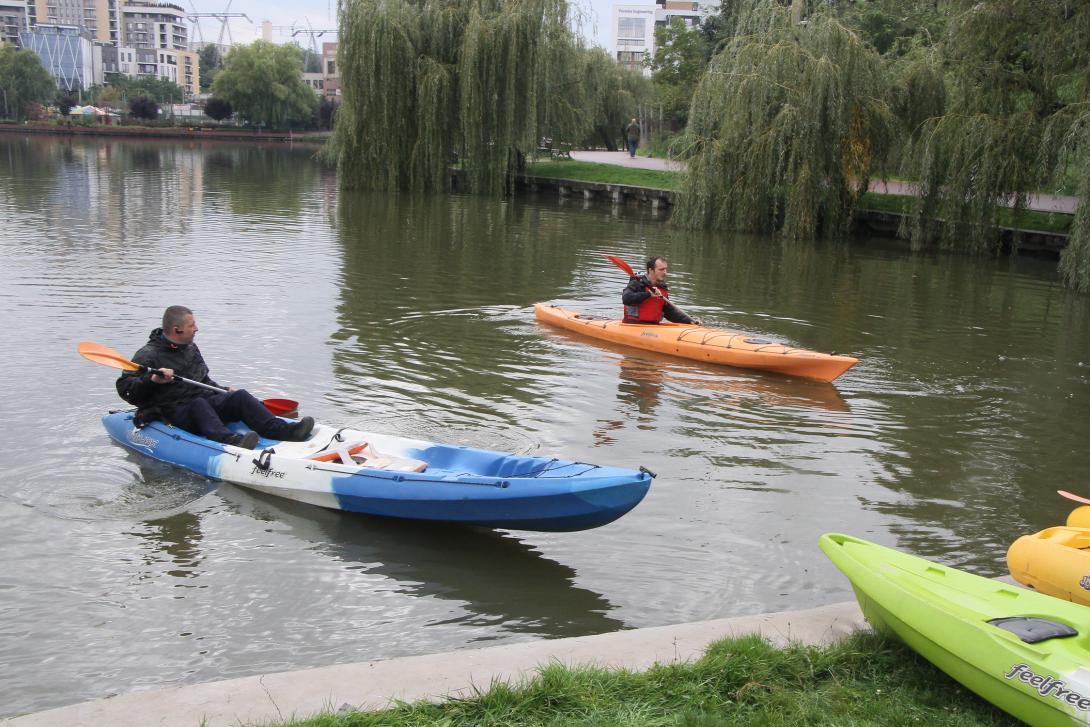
[116,305,315,449]
[625,118,641,158]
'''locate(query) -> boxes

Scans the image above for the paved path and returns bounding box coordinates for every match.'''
[571,151,1079,214]
[6,601,866,727]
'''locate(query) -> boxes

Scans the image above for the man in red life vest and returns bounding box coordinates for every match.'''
[621,256,703,326]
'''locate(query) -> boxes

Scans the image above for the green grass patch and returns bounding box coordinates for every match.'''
[524,160,680,191]
[858,193,1073,234]
[268,632,1018,727]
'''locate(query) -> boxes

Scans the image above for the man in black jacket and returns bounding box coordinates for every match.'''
[621,256,703,326]
[116,306,314,449]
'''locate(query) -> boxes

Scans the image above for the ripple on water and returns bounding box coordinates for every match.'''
[4,446,216,522]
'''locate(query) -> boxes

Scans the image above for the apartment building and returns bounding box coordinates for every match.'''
[612,0,721,75]
[117,1,197,97]
[0,0,27,46]
[26,0,119,44]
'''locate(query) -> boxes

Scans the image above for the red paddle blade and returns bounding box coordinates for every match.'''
[606,255,636,278]
[77,341,141,372]
[1058,490,1090,506]
[263,398,299,416]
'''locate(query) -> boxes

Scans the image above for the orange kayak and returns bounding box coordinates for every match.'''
[534,303,858,382]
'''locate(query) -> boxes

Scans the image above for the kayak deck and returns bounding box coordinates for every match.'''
[822,533,1090,727]
[534,303,857,382]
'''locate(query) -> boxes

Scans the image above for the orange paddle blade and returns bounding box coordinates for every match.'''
[606,255,636,278]
[1059,489,1090,506]
[77,341,141,372]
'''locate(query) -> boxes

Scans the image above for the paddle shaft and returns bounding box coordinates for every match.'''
[77,341,299,413]
[141,365,228,394]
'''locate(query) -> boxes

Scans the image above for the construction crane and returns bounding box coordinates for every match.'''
[291,18,337,67]
[188,0,253,49]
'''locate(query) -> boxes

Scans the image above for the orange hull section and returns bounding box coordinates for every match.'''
[533,304,858,382]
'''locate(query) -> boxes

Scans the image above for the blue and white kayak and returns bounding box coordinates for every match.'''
[102,411,653,532]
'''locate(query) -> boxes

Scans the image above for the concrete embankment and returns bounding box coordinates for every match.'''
[5,601,866,727]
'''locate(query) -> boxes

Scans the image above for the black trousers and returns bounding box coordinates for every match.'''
[170,390,294,443]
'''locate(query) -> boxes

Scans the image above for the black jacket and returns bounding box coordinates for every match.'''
[621,275,694,324]
[116,328,223,415]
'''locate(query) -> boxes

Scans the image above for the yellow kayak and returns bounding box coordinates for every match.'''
[534,303,858,382]
[1007,526,1090,607]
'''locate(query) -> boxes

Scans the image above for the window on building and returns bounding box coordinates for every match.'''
[617,17,645,39]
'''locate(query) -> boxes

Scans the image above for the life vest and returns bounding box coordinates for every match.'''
[623,282,669,323]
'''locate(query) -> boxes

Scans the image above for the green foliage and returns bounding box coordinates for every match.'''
[95,85,122,110]
[0,45,56,120]
[56,95,77,116]
[329,0,649,194]
[203,96,233,121]
[834,0,947,57]
[318,96,337,131]
[128,95,160,120]
[648,18,709,130]
[273,633,1017,726]
[198,44,222,91]
[211,41,318,129]
[549,45,651,151]
[675,5,895,240]
[302,48,322,74]
[899,0,1090,290]
[105,74,185,103]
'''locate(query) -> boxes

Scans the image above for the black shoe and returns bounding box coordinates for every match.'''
[225,431,260,450]
[288,416,314,442]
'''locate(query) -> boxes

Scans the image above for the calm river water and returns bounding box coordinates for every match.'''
[2,136,1089,717]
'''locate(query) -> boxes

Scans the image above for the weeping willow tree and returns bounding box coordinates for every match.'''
[901,0,1090,290]
[674,3,895,240]
[544,45,651,150]
[329,0,597,196]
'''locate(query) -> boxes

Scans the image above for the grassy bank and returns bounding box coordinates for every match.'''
[524,159,1072,236]
[859,191,1073,235]
[271,632,1016,727]
[526,160,680,190]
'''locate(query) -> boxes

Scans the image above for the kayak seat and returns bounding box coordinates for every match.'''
[310,442,369,463]
[494,455,548,478]
[310,442,427,473]
[987,616,1078,644]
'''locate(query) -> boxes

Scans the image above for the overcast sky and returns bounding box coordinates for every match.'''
[190,0,616,51]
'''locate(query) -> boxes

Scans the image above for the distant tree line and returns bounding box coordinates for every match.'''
[1,39,330,130]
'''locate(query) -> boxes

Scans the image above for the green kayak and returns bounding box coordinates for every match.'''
[820,533,1090,727]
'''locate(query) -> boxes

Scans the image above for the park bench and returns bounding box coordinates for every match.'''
[536,138,573,160]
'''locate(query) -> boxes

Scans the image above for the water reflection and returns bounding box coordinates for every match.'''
[134,511,206,580]
[327,191,588,441]
[203,144,323,218]
[537,325,851,417]
[214,484,626,637]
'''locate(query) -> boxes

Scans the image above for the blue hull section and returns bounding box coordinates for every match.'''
[102,412,651,532]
